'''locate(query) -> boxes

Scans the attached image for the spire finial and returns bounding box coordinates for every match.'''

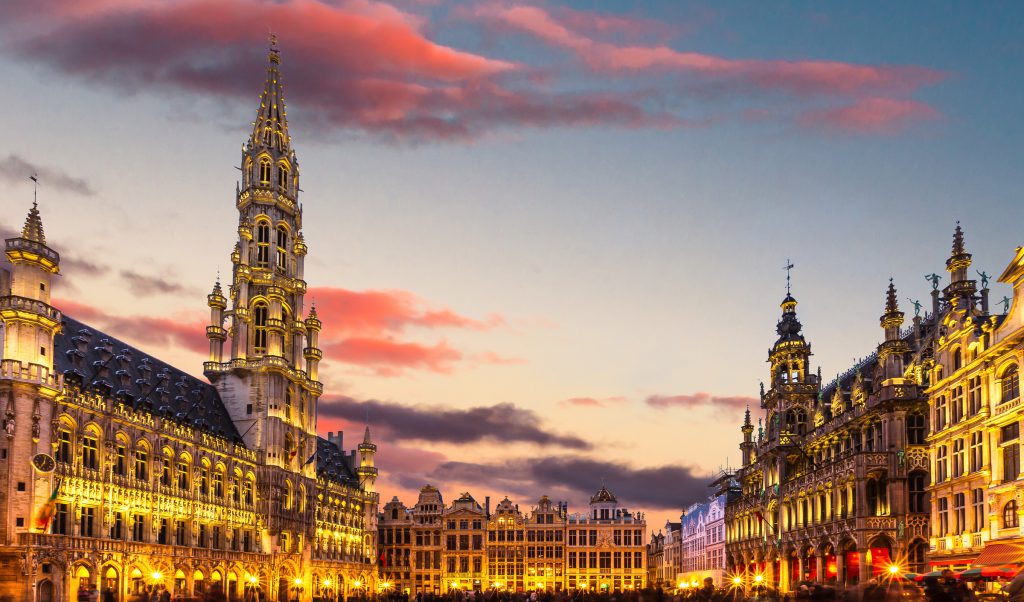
[743,405,752,427]
[21,182,46,244]
[952,220,965,256]
[268,31,280,64]
[784,259,794,295]
[885,278,899,313]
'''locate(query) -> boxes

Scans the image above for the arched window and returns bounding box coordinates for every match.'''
[285,386,293,418]
[277,163,289,191]
[952,347,962,371]
[259,157,271,185]
[253,302,268,354]
[82,428,99,470]
[55,427,72,463]
[276,225,288,271]
[244,158,253,186]
[1001,365,1019,403]
[284,481,294,510]
[1004,500,1019,529]
[255,220,271,267]
[907,414,926,444]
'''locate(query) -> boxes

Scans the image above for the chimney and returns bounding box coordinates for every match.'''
[485,496,491,516]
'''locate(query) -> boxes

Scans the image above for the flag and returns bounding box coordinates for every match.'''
[303,450,317,466]
[288,448,298,463]
[379,551,387,566]
[753,510,776,534]
[34,479,61,532]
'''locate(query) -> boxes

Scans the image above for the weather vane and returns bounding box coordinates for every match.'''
[29,174,38,206]
[784,259,794,295]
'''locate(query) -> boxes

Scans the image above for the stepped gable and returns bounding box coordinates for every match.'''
[53,314,241,441]
[316,436,359,486]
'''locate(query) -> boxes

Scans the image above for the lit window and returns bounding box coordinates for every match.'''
[1001,365,1019,403]
[1005,500,1019,529]
[259,158,271,184]
[277,163,289,190]
[253,302,268,354]
[255,220,271,267]
[276,225,288,271]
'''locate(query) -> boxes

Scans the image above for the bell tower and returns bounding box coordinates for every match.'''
[205,37,322,479]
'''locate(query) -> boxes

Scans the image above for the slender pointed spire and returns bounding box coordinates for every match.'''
[743,405,752,427]
[21,201,45,244]
[952,221,966,257]
[885,278,899,314]
[363,425,372,445]
[249,33,291,153]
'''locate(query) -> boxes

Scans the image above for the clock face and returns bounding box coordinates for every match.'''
[32,453,56,474]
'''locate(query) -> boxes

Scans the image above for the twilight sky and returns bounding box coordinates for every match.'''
[3,0,1024,528]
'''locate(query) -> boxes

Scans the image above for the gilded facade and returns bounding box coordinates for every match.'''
[0,41,379,602]
[378,486,645,593]
[925,226,1024,569]
[726,272,933,591]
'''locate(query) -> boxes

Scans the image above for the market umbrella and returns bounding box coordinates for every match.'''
[960,566,1019,581]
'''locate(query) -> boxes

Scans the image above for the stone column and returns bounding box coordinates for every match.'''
[797,555,805,584]
[835,552,845,587]
[857,550,869,584]
[815,553,824,584]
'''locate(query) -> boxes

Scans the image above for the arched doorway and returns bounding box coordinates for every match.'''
[38,579,54,602]
[194,570,206,596]
[227,570,238,601]
[174,569,186,596]
[130,568,145,595]
[867,536,894,579]
[71,565,92,601]
[103,566,120,599]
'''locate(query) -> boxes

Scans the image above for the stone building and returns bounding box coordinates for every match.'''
[924,227,1024,570]
[0,41,379,602]
[646,520,681,589]
[680,476,736,588]
[378,486,644,593]
[726,267,933,591]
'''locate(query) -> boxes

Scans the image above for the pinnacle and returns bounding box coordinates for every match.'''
[249,37,291,153]
[21,201,45,244]
[952,221,966,256]
[885,278,899,314]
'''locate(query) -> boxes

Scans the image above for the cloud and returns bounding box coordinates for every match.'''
[0,154,96,196]
[309,286,509,376]
[318,396,591,449]
[645,393,755,413]
[53,298,208,356]
[120,269,197,296]
[429,456,711,510]
[798,97,941,134]
[561,396,628,408]
[4,0,683,142]
[63,257,109,277]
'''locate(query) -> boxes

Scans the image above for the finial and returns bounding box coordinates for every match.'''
[783,259,794,295]
[30,174,38,207]
[268,32,280,64]
[21,191,46,244]
[743,405,752,427]
[885,278,899,313]
[952,220,965,256]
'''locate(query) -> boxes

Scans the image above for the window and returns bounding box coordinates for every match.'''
[82,434,98,469]
[114,444,126,476]
[968,376,982,416]
[970,432,984,472]
[255,220,271,267]
[907,414,926,445]
[110,512,123,540]
[53,503,69,535]
[213,471,224,497]
[1005,500,1019,529]
[908,472,927,513]
[259,157,271,185]
[134,449,148,480]
[55,430,71,463]
[175,520,187,545]
[177,462,189,490]
[1002,423,1020,483]
[953,438,965,478]
[953,493,966,535]
[253,302,268,353]
[157,518,168,544]
[953,348,962,371]
[276,225,288,271]
[935,396,947,431]
[132,514,145,542]
[1002,365,1020,403]
[951,386,964,424]
[81,506,96,537]
[972,488,984,532]
[936,445,948,482]
[937,498,949,535]
[198,524,208,547]
[160,457,171,486]
[277,163,289,190]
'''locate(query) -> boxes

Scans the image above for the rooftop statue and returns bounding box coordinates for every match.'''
[977,270,990,289]
[907,298,923,317]
[925,273,942,290]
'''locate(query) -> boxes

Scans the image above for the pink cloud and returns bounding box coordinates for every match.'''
[798,97,941,134]
[561,396,628,408]
[645,393,755,412]
[53,298,208,356]
[322,337,462,377]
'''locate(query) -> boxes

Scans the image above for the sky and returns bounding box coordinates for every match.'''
[2,0,1024,529]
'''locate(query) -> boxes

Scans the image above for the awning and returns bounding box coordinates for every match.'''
[972,542,1024,567]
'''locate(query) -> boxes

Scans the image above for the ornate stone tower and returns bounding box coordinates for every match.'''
[205,37,322,480]
[943,222,977,310]
[740,406,754,466]
[878,279,909,380]
[356,426,378,493]
[763,290,817,443]
[0,202,62,548]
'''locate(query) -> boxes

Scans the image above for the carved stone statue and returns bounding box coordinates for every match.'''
[897,520,905,538]
[977,270,990,289]
[907,298,922,317]
[925,273,942,290]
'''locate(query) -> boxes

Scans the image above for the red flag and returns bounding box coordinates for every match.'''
[34,479,61,532]
[379,551,387,566]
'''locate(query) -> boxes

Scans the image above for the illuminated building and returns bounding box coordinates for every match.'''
[378,486,643,592]
[925,226,1024,570]
[646,520,680,588]
[0,40,379,602]
[726,271,933,591]
[679,475,736,588]
[565,486,647,592]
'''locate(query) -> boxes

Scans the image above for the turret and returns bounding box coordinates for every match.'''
[356,426,378,492]
[206,277,227,363]
[943,221,977,309]
[878,279,910,380]
[740,406,754,466]
[303,303,322,382]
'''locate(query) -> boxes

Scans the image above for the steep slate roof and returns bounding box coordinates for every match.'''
[54,315,241,441]
[316,436,359,486]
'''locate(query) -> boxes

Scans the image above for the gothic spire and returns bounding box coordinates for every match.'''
[21,201,45,244]
[885,278,899,314]
[249,34,291,154]
[743,405,752,428]
[952,221,966,257]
